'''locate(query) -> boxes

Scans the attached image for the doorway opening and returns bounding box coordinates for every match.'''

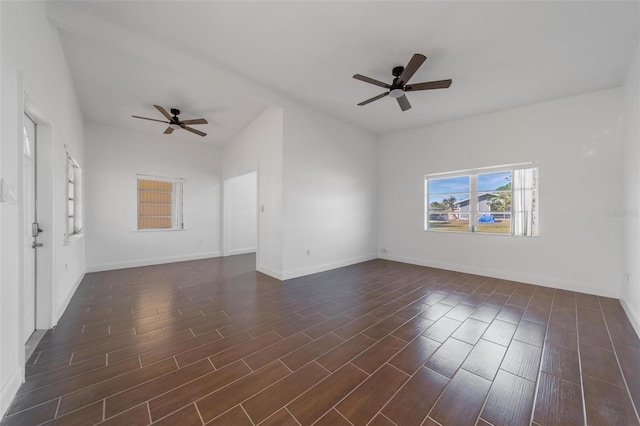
[223,171,258,259]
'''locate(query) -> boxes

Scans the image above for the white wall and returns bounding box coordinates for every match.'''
[1,1,85,417]
[281,104,378,279]
[224,171,257,256]
[223,107,284,279]
[621,43,640,333]
[84,123,222,271]
[379,88,623,298]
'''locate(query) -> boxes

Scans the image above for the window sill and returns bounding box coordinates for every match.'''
[425,229,538,237]
[64,232,84,246]
[133,228,187,232]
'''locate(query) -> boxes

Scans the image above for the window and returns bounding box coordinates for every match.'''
[137,175,184,230]
[66,152,83,238]
[425,165,537,236]
[427,175,471,232]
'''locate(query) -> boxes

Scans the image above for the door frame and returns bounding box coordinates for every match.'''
[18,76,54,367]
[222,170,259,261]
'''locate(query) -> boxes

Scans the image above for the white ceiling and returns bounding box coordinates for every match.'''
[55,1,639,146]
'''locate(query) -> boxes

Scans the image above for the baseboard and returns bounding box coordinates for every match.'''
[281,253,378,281]
[228,247,257,256]
[86,251,222,272]
[257,264,283,280]
[379,253,620,298]
[620,298,640,337]
[56,268,86,322]
[0,365,22,419]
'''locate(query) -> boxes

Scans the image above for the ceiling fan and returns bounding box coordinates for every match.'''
[132,105,208,137]
[353,53,452,111]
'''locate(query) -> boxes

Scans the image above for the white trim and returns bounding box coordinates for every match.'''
[229,247,257,256]
[256,264,283,281]
[55,269,85,322]
[379,253,620,298]
[425,161,538,179]
[136,173,185,183]
[620,297,640,337]
[0,366,23,419]
[281,254,378,281]
[86,252,222,272]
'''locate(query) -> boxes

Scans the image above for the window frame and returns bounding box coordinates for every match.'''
[136,174,184,231]
[424,163,538,236]
[66,150,83,241]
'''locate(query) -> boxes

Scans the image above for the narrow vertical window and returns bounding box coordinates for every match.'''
[66,152,83,238]
[137,176,184,230]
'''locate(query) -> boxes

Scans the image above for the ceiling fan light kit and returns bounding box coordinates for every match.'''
[353,53,452,111]
[131,105,208,137]
[389,88,404,99]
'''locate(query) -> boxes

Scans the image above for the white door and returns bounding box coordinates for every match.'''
[23,114,37,343]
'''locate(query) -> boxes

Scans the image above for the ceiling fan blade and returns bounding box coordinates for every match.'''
[132,115,169,124]
[154,105,173,121]
[182,125,207,137]
[397,94,411,111]
[405,79,452,91]
[163,126,174,134]
[180,118,208,125]
[357,92,389,106]
[353,74,391,89]
[398,53,427,86]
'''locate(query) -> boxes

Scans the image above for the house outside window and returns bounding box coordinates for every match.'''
[425,164,537,236]
[137,175,184,230]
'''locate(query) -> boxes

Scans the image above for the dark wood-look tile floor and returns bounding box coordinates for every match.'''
[2,254,639,426]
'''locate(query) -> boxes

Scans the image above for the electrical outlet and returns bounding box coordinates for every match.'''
[380,247,388,254]
[307,249,311,256]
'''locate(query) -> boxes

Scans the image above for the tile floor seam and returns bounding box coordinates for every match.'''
[3,396,62,422]
[281,406,303,426]
[52,360,187,420]
[423,315,499,424]
[7,258,639,426]
[528,288,558,426]
[194,402,206,425]
[573,294,589,426]
[332,409,355,426]
[376,355,437,425]
[600,304,640,422]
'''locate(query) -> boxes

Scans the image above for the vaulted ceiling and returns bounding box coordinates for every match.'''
[52,1,639,146]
